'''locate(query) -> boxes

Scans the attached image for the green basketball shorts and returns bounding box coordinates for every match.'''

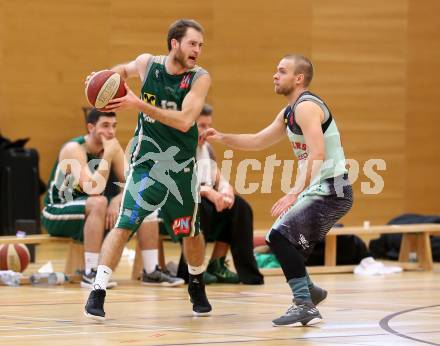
[115,158,200,241]
[41,196,88,242]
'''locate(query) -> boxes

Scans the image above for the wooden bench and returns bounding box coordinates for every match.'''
[1,231,160,281]
[324,224,440,271]
[259,223,440,276]
[5,223,438,280]
[0,234,84,275]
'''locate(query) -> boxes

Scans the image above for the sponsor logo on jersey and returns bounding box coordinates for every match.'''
[143,92,156,106]
[142,113,156,123]
[298,152,309,161]
[172,216,192,235]
[293,141,307,151]
[291,142,308,160]
[179,74,191,89]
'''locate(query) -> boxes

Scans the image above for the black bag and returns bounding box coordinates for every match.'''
[369,213,440,262]
[0,147,42,260]
[307,235,370,266]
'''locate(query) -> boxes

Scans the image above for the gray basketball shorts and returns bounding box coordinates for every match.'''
[267,174,353,259]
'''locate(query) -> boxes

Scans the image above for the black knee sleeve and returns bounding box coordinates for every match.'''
[267,230,306,280]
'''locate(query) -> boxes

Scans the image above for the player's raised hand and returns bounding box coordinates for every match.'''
[101,136,121,159]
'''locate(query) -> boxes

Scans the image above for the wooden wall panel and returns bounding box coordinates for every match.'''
[1,0,439,229]
[211,0,313,229]
[1,0,112,180]
[406,0,440,214]
[311,0,408,226]
[0,0,213,178]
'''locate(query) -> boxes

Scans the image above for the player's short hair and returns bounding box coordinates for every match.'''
[284,54,314,87]
[86,108,116,125]
[200,104,213,116]
[167,19,204,51]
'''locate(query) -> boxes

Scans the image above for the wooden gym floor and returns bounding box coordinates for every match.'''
[0,242,439,346]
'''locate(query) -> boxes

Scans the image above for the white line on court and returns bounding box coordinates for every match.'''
[0,315,73,322]
[0,329,177,338]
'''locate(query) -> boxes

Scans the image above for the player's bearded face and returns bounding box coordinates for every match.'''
[172,29,203,69]
[276,82,294,96]
[174,45,190,68]
[274,76,295,95]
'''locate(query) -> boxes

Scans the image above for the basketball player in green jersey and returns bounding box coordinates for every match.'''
[42,109,123,289]
[43,109,180,289]
[85,19,212,320]
[204,55,353,326]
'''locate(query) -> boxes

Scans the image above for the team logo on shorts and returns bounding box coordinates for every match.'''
[172,216,192,235]
[298,233,310,249]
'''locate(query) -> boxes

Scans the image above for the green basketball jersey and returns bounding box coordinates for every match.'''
[44,136,101,205]
[283,91,347,188]
[130,55,208,165]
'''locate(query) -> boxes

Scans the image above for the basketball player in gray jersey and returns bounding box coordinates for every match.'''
[204,54,353,327]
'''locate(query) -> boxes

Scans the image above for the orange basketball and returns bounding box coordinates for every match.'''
[85,70,127,110]
[0,243,30,272]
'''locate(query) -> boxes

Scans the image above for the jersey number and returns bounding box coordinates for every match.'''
[161,100,177,110]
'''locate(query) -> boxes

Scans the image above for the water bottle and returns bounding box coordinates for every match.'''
[0,270,21,286]
[29,272,68,285]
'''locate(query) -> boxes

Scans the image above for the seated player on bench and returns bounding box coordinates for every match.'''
[41,108,184,288]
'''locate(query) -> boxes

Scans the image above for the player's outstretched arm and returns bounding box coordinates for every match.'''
[203,109,286,151]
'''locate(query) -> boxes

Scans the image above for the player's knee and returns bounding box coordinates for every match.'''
[86,195,108,214]
[266,229,281,247]
[113,227,132,240]
[266,230,292,255]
